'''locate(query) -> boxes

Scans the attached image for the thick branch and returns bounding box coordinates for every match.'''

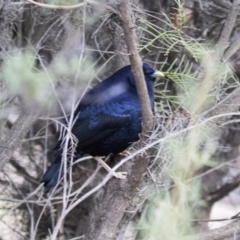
[193,221,240,240]
[216,0,239,59]
[0,105,39,170]
[205,173,240,204]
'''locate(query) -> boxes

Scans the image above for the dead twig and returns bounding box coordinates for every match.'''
[25,0,118,13]
[224,36,240,60]
[192,220,240,240]
[216,0,240,59]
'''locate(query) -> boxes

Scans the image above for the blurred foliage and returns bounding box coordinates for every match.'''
[0,0,239,239]
[135,0,237,239]
[1,51,51,103]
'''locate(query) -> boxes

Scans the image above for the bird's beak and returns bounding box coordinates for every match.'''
[152,70,165,78]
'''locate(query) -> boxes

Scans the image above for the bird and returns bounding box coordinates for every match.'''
[41,63,164,191]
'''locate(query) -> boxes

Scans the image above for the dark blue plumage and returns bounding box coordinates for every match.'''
[42,63,163,191]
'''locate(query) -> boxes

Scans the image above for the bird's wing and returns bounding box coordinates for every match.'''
[72,112,131,149]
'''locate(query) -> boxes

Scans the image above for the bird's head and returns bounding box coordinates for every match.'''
[127,63,164,92]
[142,63,165,81]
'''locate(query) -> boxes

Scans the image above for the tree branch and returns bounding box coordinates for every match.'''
[193,221,240,240]
[205,173,240,204]
[25,0,118,13]
[212,0,231,9]
[224,36,240,61]
[216,0,239,59]
[118,0,153,132]
[0,105,40,170]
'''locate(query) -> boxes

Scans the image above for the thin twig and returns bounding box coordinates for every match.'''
[25,0,118,13]
[212,0,231,9]
[25,0,86,9]
[224,36,240,60]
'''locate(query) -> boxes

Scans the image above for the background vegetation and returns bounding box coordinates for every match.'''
[0,0,240,239]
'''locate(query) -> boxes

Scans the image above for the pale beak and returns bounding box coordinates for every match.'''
[152,70,165,78]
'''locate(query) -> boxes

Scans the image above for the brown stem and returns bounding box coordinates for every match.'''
[216,0,239,59]
[118,0,153,132]
[192,221,240,240]
[0,106,39,170]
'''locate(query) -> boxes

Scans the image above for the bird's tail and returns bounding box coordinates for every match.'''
[41,151,84,192]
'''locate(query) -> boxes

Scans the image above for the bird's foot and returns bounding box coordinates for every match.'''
[112,171,127,179]
[93,156,127,180]
[118,150,131,157]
